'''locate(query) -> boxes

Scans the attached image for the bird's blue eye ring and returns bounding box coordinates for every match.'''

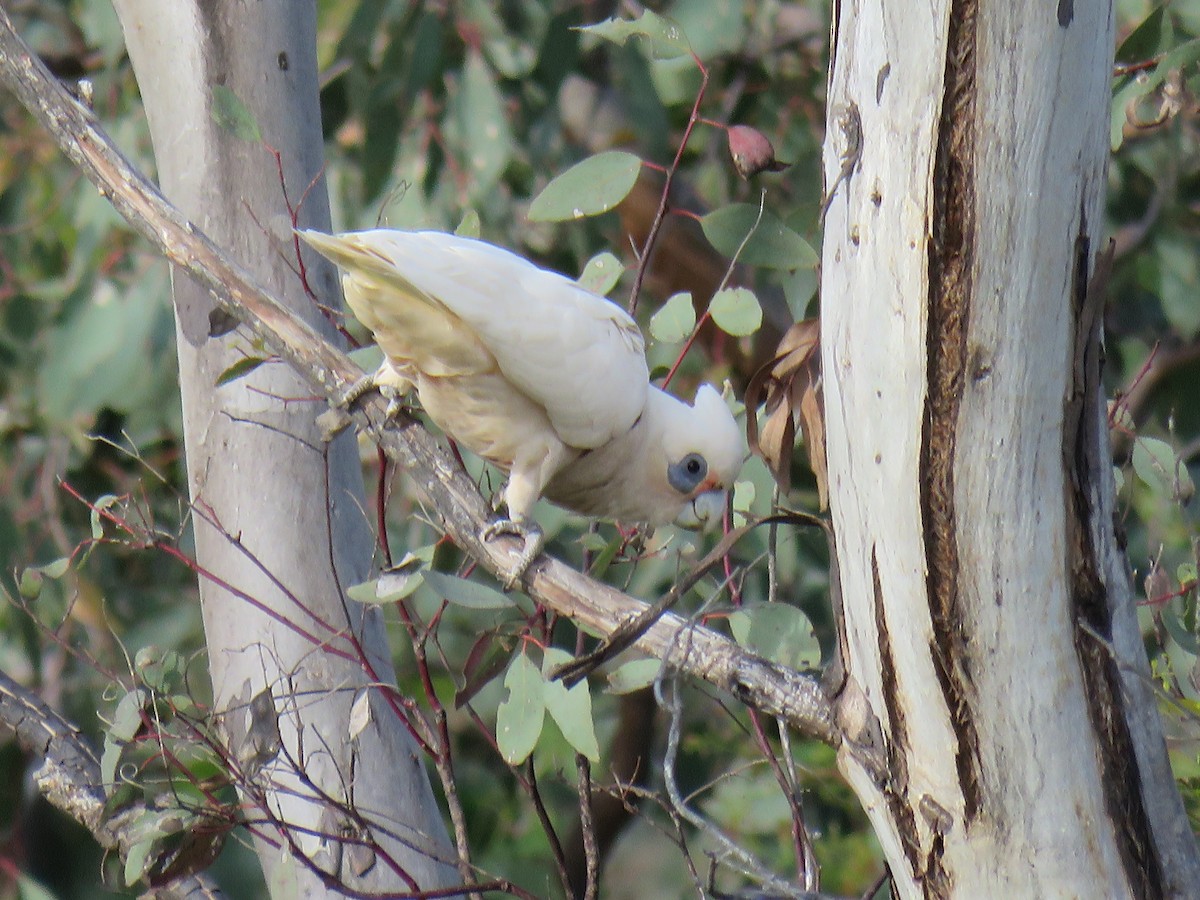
[668,453,708,494]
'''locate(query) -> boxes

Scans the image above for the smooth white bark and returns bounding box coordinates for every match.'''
[111,2,456,895]
[822,2,1199,896]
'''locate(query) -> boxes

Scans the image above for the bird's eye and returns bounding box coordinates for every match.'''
[668,453,708,494]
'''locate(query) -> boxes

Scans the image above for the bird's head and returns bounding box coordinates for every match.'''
[651,384,746,530]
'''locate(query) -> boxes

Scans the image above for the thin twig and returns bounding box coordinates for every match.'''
[576,754,599,900]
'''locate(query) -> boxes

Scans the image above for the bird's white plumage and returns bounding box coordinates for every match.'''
[312,230,648,450]
[299,228,746,558]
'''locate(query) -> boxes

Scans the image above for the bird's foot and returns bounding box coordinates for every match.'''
[320,375,412,441]
[481,518,544,590]
[338,375,408,419]
[339,372,378,408]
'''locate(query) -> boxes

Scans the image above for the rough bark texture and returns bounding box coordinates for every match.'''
[821,2,1200,897]
[108,3,456,895]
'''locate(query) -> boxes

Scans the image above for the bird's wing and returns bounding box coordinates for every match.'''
[309,230,649,449]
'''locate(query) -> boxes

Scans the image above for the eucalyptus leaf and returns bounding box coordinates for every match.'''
[729,603,821,670]
[456,209,482,238]
[1161,607,1200,656]
[606,658,663,694]
[576,10,692,60]
[709,287,762,337]
[496,651,546,764]
[423,569,515,609]
[35,556,70,579]
[649,292,696,343]
[124,837,153,886]
[17,875,57,900]
[578,252,624,296]
[453,50,513,197]
[528,151,642,222]
[700,204,817,270]
[91,494,119,540]
[541,648,600,762]
[216,356,268,387]
[110,688,148,743]
[1131,437,1195,503]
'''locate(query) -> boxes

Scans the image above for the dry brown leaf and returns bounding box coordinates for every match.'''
[745,319,827,508]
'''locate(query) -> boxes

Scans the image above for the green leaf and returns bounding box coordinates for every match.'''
[541,649,600,762]
[349,345,385,373]
[576,10,692,60]
[453,50,513,197]
[578,531,610,553]
[585,530,623,581]
[347,555,425,605]
[456,634,514,709]
[456,209,482,238]
[210,85,261,143]
[216,356,268,387]
[1111,38,1200,150]
[1178,563,1198,588]
[649,292,696,343]
[528,151,643,222]
[1156,235,1200,338]
[1116,5,1167,64]
[36,278,167,426]
[19,556,71,598]
[376,564,425,601]
[124,837,153,886]
[1161,607,1200,656]
[732,478,756,526]
[110,688,148,743]
[101,736,122,788]
[423,569,515,609]
[606,658,662,694]
[729,603,821,670]
[1131,437,1195,503]
[136,647,183,692]
[346,579,383,605]
[709,287,762,337]
[462,0,540,77]
[700,204,817,270]
[18,875,57,900]
[90,494,119,540]
[17,569,42,600]
[38,557,71,580]
[577,252,625,296]
[496,651,545,764]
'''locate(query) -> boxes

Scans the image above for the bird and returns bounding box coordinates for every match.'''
[298,229,746,587]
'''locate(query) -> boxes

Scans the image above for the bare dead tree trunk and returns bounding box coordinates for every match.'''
[109,3,456,895]
[821,2,1200,896]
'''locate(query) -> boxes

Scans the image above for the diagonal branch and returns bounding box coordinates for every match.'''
[0,9,838,748]
[0,668,224,899]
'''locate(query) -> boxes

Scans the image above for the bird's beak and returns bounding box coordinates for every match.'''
[675,488,726,530]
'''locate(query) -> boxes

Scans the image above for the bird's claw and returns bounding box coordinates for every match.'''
[339,373,378,409]
[338,375,407,420]
[319,376,407,441]
[481,518,544,590]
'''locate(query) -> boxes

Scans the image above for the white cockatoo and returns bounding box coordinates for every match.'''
[299,229,745,585]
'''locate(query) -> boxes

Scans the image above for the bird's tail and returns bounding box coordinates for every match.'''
[297,229,426,297]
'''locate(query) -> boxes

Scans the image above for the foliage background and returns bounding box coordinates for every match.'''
[0,0,1197,897]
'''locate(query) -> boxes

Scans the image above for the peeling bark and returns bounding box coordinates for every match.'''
[821,2,1200,896]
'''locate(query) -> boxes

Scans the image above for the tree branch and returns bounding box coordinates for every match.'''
[0,9,838,747]
[0,669,224,899]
